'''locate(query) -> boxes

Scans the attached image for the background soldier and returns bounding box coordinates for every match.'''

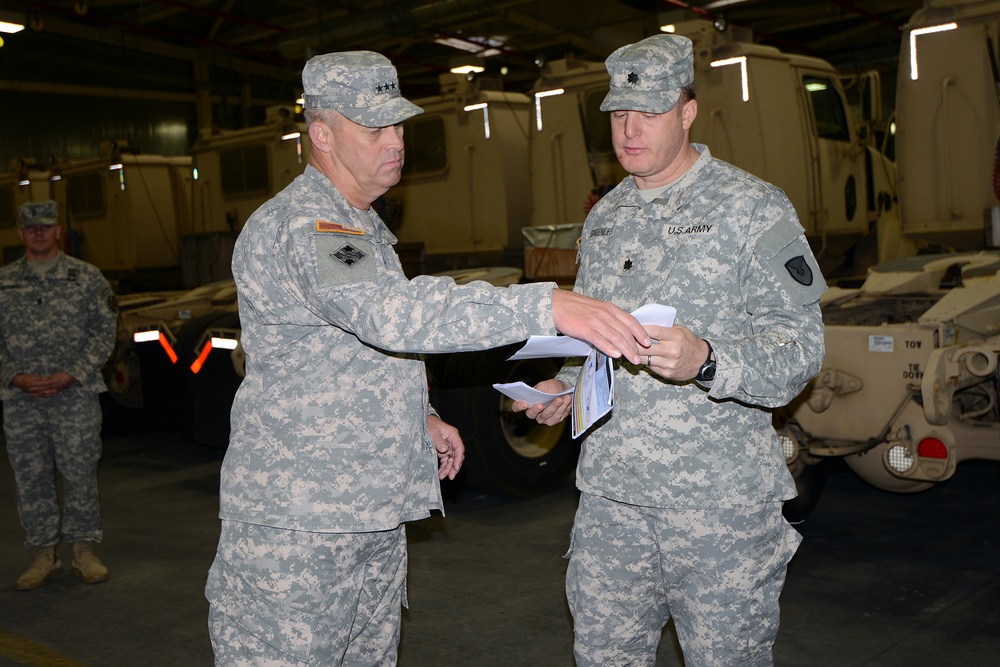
[0,199,118,590]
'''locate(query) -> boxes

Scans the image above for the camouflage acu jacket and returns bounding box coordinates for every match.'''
[0,252,117,401]
[562,145,826,508]
[221,165,557,533]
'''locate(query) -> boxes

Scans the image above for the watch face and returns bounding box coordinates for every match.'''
[700,361,716,382]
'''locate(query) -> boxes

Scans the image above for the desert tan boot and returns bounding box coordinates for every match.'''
[72,541,108,584]
[16,546,62,590]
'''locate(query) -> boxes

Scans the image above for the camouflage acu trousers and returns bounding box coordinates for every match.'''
[2,390,103,548]
[206,520,408,666]
[566,492,801,667]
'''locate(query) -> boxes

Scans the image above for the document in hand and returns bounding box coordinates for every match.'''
[505,303,676,360]
[571,348,613,438]
[492,303,675,436]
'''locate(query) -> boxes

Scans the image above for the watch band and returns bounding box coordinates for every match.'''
[696,339,716,382]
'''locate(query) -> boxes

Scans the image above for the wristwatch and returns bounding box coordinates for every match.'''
[696,339,716,383]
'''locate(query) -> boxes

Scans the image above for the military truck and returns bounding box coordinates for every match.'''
[778,0,1000,517]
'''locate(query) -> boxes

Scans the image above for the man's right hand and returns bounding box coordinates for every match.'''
[551,289,649,365]
[512,379,573,426]
[11,372,75,398]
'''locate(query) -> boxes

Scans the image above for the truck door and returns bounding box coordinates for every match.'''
[797,69,868,237]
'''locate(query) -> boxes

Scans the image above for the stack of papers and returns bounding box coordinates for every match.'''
[493,303,675,438]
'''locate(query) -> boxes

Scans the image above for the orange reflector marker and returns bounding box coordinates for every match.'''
[158,333,179,364]
[190,340,213,374]
[917,437,948,459]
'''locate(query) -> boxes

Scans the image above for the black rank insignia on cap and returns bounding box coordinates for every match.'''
[627,71,639,84]
[784,256,813,286]
[332,244,368,267]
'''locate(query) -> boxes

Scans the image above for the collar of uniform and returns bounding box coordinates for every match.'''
[621,143,712,212]
[303,165,398,246]
[14,250,67,280]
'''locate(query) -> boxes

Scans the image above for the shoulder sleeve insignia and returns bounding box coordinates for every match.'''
[316,220,365,235]
[784,255,814,286]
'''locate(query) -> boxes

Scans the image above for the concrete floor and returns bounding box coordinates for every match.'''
[1,419,998,666]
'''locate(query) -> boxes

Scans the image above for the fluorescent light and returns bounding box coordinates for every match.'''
[0,21,24,34]
[659,24,676,33]
[435,35,503,57]
[909,22,957,80]
[281,131,301,140]
[704,0,749,8]
[711,56,749,102]
[450,64,485,74]
[534,89,564,132]
[463,103,488,111]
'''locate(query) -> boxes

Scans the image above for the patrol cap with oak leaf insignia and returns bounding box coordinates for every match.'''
[600,34,694,114]
[301,51,423,128]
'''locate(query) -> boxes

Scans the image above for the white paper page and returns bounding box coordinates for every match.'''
[508,303,676,360]
[492,381,575,406]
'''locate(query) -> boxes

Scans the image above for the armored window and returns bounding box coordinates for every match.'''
[804,75,850,142]
[220,144,271,197]
[584,88,615,154]
[0,187,14,229]
[402,116,447,177]
[67,171,106,219]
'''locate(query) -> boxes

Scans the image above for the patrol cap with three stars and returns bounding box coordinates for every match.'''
[600,34,694,114]
[18,200,59,228]
[301,51,424,128]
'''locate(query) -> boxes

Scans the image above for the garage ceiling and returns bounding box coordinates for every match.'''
[0,0,927,108]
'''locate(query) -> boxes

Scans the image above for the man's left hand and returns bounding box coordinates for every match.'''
[641,325,710,381]
[427,415,465,480]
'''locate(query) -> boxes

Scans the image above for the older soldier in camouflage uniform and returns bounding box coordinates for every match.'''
[205,50,651,666]
[515,34,826,666]
[0,200,118,590]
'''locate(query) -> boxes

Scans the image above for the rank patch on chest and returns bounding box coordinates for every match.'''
[784,255,813,286]
[316,220,365,236]
[623,259,633,271]
[332,243,368,267]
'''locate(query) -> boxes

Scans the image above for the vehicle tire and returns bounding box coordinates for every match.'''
[430,344,578,498]
[782,461,828,524]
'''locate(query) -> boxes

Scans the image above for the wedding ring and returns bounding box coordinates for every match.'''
[647,355,652,366]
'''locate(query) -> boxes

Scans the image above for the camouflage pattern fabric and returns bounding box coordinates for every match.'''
[559,145,826,508]
[218,164,556,534]
[208,521,406,666]
[0,252,117,548]
[601,34,694,114]
[557,145,825,665]
[566,493,801,667]
[208,163,558,660]
[301,51,423,128]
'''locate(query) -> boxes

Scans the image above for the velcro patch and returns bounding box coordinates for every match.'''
[784,255,813,286]
[316,220,365,235]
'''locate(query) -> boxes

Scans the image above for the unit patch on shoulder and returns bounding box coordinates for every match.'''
[332,243,368,267]
[784,255,813,286]
[316,220,365,235]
